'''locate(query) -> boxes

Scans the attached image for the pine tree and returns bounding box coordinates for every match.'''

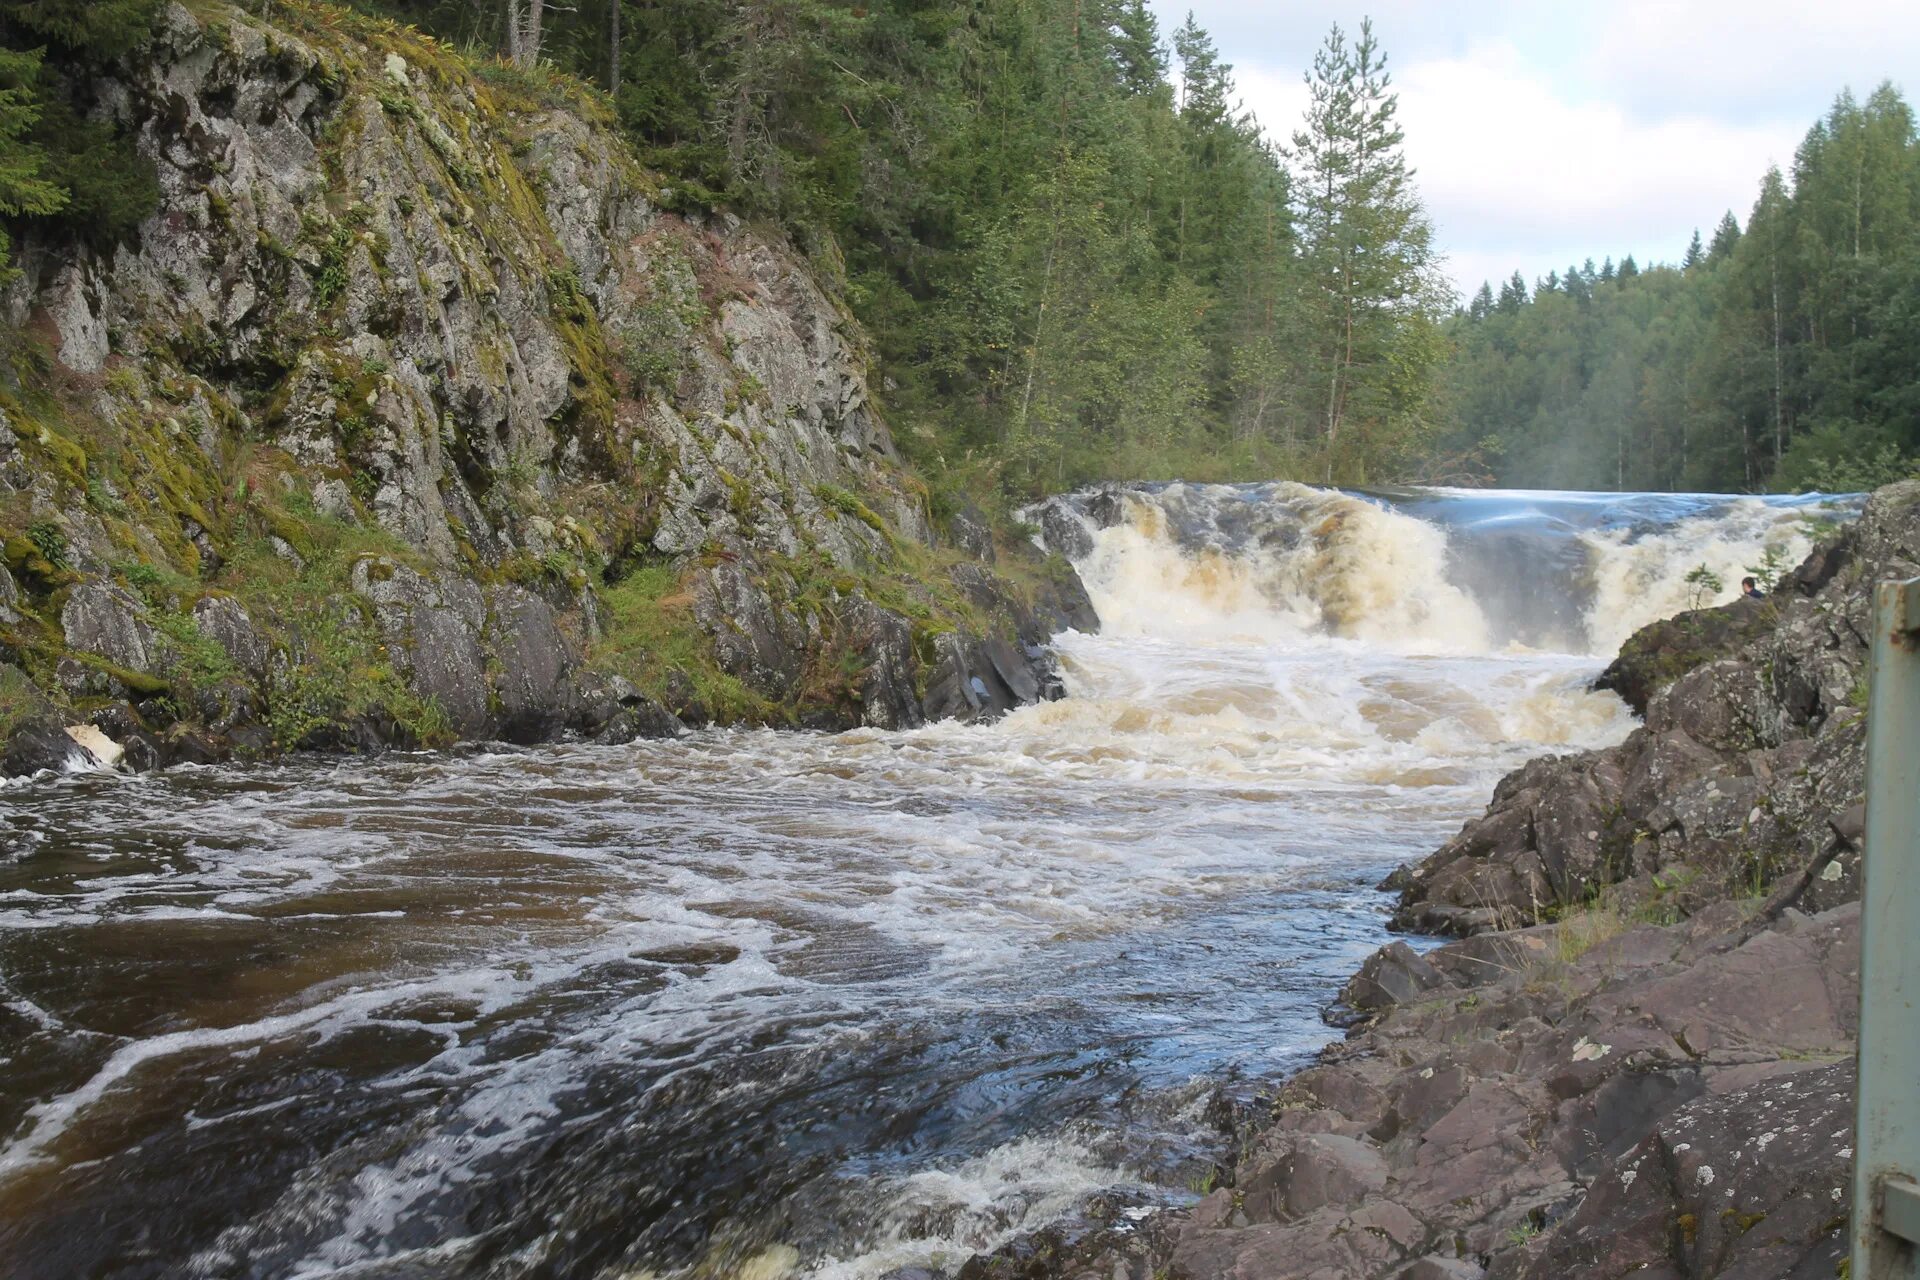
[1290,18,1444,481]
[1497,269,1527,313]
[1682,229,1704,271]
[1468,280,1494,320]
[1618,254,1640,279]
[0,0,159,56]
[1709,211,1741,261]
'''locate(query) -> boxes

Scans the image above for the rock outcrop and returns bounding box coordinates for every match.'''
[984,901,1859,1280]
[0,1,1091,775]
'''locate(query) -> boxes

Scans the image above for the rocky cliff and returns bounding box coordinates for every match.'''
[951,482,1916,1280]
[0,0,1094,776]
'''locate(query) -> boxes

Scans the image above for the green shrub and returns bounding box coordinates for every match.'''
[24,519,67,568]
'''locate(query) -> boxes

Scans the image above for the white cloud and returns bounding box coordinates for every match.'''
[1153,0,1909,297]
[1579,0,1920,120]
[1229,45,1802,297]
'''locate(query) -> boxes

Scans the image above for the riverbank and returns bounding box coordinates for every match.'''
[959,479,1917,1280]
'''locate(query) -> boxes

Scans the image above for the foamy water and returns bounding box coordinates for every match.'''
[0,483,1856,1278]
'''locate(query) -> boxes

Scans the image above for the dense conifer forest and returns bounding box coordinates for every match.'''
[1,0,1914,496]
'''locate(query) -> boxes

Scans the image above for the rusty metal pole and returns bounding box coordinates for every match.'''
[1854,577,1920,1280]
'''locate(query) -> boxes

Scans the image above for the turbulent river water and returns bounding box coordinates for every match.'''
[0,483,1856,1280]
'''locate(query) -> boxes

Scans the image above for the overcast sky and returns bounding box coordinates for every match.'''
[1145,1,1919,300]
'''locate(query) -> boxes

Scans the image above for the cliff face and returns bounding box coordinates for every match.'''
[0,0,1093,774]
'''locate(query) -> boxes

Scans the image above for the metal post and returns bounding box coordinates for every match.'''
[1855,577,1920,1280]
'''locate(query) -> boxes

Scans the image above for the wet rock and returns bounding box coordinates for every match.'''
[1342,942,1447,1012]
[163,723,228,766]
[353,561,491,738]
[4,718,92,775]
[985,635,1041,706]
[1033,498,1094,561]
[694,562,801,701]
[1595,601,1774,717]
[1,664,93,775]
[486,585,576,744]
[60,581,158,675]
[227,723,275,760]
[844,596,924,731]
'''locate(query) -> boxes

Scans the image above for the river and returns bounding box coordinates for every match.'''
[0,483,1853,1279]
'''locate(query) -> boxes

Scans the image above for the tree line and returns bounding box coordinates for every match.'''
[1436,84,1920,493]
[1,0,1911,497]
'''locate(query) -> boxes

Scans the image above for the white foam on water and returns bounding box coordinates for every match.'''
[1070,484,1492,653]
[0,482,1864,1277]
[1579,499,1822,655]
[806,1128,1146,1280]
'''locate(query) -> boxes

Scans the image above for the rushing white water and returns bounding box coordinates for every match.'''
[1038,481,1852,657]
[0,482,1859,1279]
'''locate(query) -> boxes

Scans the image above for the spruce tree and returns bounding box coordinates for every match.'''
[1682,229,1704,270]
[1497,270,1527,312]
[1708,211,1741,261]
[0,47,63,279]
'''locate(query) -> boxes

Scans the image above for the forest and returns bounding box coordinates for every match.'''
[1440,84,1920,495]
[0,0,1914,497]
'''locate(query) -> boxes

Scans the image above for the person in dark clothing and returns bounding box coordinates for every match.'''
[1741,576,1766,600]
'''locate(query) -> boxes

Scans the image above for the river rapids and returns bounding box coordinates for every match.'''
[0,483,1856,1279]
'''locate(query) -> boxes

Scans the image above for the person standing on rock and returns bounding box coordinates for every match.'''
[1741,576,1766,599]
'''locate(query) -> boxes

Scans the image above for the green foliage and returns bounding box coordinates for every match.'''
[24,519,67,568]
[0,662,45,733]
[813,483,888,535]
[1743,543,1792,586]
[1683,563,1725,610]
[1437,82,1920,493]
[0,0,161,56]
[28,96,160,245]
[310,217,357,311]
[153,610,241,687]
[0,46,64,279]
[593,560,772,723]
